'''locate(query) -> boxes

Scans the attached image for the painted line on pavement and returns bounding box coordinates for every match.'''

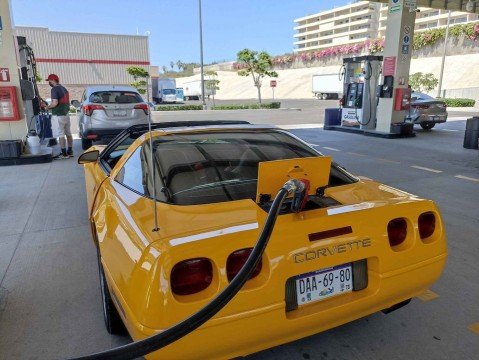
[347,152,368,157]
[455,175,479,183]
[411,165,443,173]
[376,158,400,164]
[468,322,479,335]
[323,146,340,152]
[308,143,320,147]
[416,289,439,302]
[440,129,460,132]
[278,124,323,130]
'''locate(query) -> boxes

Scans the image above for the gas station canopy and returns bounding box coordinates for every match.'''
[375,0,479,14]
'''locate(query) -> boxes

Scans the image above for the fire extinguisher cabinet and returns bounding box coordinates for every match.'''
[0,86,21,121]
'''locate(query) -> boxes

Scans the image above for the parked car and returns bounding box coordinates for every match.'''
[78,121,447,360]
[409,92,448,130]
[72,86,149,150]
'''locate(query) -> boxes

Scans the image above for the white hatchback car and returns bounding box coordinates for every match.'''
[72,86,149,150]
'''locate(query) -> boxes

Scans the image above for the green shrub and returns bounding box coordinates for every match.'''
[441,98,476,107]
[155,105,203,111]
[211,102,281,110]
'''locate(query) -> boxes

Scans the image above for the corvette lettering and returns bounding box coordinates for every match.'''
[293,239,371,263]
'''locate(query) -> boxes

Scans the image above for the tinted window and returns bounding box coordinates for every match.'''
[116,147,149,195]
[89,91,143,104]
[152,131,355,205]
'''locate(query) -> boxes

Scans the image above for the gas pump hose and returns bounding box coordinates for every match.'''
[69,179,305,360]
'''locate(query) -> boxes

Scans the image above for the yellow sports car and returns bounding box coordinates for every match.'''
[78,121,447,360]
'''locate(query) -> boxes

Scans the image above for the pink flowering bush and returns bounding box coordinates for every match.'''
[231,22,479,70]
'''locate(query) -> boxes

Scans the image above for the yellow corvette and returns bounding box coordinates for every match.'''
[79,121,447,360]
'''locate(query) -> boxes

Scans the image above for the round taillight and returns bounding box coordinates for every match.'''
[226,248,262,282]
[171,258,213,295]
[387,218,407,247]
[418,212,435,239]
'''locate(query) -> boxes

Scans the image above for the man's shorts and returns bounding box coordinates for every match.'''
[51,115,72,137]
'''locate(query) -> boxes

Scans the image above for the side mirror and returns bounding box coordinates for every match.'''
[78,150,99,164]
[71,100,81,108]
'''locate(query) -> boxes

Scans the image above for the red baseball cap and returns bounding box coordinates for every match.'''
[46,74,59,82]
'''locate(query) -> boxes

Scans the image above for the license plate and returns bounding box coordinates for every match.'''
[113,110,127,117]
[296,263,352,306]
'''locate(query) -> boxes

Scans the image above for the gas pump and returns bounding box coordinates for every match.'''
[17,36,42,131]
[340,56,382,130]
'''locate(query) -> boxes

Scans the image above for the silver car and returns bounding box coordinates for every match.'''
[409,92,448,130]
[72,86,149,150]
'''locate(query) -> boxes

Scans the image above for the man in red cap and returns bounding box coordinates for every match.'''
[45,74,73,159]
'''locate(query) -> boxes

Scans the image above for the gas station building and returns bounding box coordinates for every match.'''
[12,26,155,100]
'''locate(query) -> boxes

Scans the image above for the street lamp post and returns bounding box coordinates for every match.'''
[199,0,206,110]
[437,10,451,98]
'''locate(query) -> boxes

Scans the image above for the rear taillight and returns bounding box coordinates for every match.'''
[387,218,407,247]
[134,103,149,115]
[418,212,435,239]
[226,248,262,282]
[414,105,429,110]
[171,258,213,295]
[83,104,104,116]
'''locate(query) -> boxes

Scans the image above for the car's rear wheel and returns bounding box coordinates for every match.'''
[97,251,126,335]
[81,138,93,150]
[420,122,436,130]
[321,93,328,100]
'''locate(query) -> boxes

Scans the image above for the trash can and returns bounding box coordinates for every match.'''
[324,108,341,127]
[463,117,479,149]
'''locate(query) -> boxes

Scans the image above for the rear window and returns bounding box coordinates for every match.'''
[141,131,356,205]
[412,93,434,101]
[89,91,143,104]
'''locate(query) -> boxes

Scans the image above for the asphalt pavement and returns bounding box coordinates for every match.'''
[0,103,478,360]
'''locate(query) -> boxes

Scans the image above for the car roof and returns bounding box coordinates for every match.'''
[152,123,277,136]
[85,85,140,95]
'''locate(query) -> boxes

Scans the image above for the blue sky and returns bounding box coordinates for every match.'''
[11,0,349,68]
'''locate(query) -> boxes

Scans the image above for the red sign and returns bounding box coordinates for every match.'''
[0,68,11,82]
[383,57,396,76]
[270,80,277,88]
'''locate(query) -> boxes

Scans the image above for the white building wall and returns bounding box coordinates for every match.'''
[13,26,150,85]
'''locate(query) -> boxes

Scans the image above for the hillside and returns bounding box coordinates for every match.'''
[175,53,479,100]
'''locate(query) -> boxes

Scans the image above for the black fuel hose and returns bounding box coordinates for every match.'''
[69,180,300,360]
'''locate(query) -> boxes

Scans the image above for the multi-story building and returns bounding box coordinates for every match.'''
[378,3,479,38]
[293,1,381,53]
[294,1,479,53]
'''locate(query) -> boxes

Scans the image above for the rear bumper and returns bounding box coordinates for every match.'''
[80,128,124,140]
[123,253,446,360]
[413,114,447,124]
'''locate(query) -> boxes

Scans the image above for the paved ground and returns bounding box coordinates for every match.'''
[0,108,478,359]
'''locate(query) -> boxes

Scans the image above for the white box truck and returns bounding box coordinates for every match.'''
[312,74,343,100]
[152,78,177,104]
[183,80,214,100]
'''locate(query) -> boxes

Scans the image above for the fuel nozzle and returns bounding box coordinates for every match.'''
[285,178,310,213]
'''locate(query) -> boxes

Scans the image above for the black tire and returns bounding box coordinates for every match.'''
[81,138,93,150]
[322,93,329,100]
[97,252,126,335]
[420,122,436,130]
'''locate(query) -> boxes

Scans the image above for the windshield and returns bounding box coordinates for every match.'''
[162,89,176,95]
[147,131,355,205]
[89,91,143,104]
